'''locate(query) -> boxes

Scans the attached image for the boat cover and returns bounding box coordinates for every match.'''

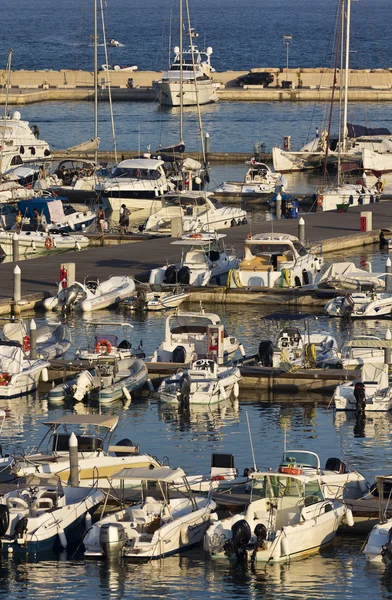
[18,198,66,224]
[347,123,391,138]
[0,343,24,373]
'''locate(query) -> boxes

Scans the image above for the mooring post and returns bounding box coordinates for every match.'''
[30,318,37,360]
[386,257,391,292]
[12,233,19,262]
[205,131,210,156]
[385,329,391,366]
[276,193,282,220]
[69,432,79,487]
[12,265,21,317]
[298,217,305,244]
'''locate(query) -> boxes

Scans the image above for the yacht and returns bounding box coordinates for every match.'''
[149,233,240,286]
[213,160,286,201]
[98,157,173,215]
[227,233,323,289]
[141,191,248,234]
[0,111,51,174]
[153,29,219,107]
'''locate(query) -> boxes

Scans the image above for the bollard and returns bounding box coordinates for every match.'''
[12,233,19,262]
[386,257,391,292]
[30,319,37,360]
[276,193,282,220]
[385,329,392,366]
[298,217,305,244]
[69,432,79,487]
[12,265,21,317]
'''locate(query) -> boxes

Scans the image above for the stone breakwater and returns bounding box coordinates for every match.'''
[0,68,391,104]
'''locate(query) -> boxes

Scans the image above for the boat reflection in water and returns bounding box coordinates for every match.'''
[158,397,240,433]
[334,410,392,441]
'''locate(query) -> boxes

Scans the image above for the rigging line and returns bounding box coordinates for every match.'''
[100,0,117,164]
[0,50,12,174]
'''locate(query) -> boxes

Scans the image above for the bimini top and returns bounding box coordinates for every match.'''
[246,233,299,243]
[172,233,227,246]
[113,466,185,482]
[115,158,164,170]
[43,414,119,430]
[168,310,222,325]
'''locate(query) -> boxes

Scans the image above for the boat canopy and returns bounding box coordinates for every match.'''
[18,198,67,224]
[113,466,185,481]
[43,414,119,430]
[347,123,391,138]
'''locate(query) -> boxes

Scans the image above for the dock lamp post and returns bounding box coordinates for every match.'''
[283,34,292,80]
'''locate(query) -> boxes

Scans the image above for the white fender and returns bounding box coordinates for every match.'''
[85,512,92,530]
[219,384,227,401]
[281,535,290,556]
[58,526,68,548]
[359,478,369,492]
[32,241,36,251]
[345,508,354,527]
[239,344,246,357]
[41,367,48,382]
[122,386,132,402]
[233,381,240,398]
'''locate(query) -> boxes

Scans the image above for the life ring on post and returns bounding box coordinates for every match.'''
[23,335,31,352]
[45,237,54,250]
[189,233,203,239]
[95,339,112,355]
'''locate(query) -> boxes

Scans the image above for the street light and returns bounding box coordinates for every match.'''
[283,34,292,81]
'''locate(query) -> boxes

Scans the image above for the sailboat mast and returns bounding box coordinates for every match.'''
[179,0,184,144]
[337,0,345,185]
[94,0,98,164]
[0,49,12,174]
[342,0,351,152]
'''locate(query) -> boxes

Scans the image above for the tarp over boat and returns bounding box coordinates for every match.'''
[347,123,391,138]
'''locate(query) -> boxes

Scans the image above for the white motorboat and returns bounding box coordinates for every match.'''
[185,453,250,495]
[151,308,245,365]
[325,290,392,318]
[16,197,96,233]
[323,335,386,369]
[0,341,49,399]
[0,473,104,555]
[158,358,241,405]
[270,324,339,368]
[149,233,239,287]
[277,450,369,501]
[75,322,145,362]
[204,470,353,563]
[98,157,173,215]
[48,356,148,404]
[334,362,392,412]
[141,191,248,234]
[0,111,51,174]
[227,233,323,289]
[83,466,216,559]
[124,286,190,312]
[364,476,392,564]
[213,160,286,201]
[43,275,135,313]
[0,228,89,255]
[2,415,164,487]
[108,38,121,47]
[153,28,219,107]
[2,319,72,361]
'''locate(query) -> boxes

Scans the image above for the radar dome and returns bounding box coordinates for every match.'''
[206,47,213,56]
[12,111,21,121]
[174,46,180,55]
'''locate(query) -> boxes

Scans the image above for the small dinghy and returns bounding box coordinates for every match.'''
[2,320,71,360]
[0,340,49,399]
[334,362,392,412]
[124,285,190,312]
[83,467,216,560]
[48,356,148,403]
[75,323,145,361]
[158,359,241,405]
[43,275,135,313]
[0,473,104,555]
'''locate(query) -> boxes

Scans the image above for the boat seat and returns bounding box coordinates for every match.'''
[239,257,273,271]
[116,371,130,378]
[32,498,54,515]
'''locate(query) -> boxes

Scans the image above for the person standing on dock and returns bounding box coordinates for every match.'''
[119,204,130,235]
[15,210,23,233]
[97,208,106,236]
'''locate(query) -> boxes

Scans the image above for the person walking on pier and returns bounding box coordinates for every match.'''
[119,204,130,235]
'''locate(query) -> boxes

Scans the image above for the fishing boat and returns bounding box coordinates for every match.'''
[141,191,248,234]
[227,233,323,289]
[0,228,89,255]
[364,475,392,564]
[48,356,148,404]
[43,275,135,313]
[0,415,164,487]
[325,290,392,318]
[0,340,49,399]
[0,473,104,555]
[153,24,219,107]
[213,160,286,202]
[204,470,354,563]
[158,359,241,406]
[83,467,216,559]
[151,308,246,365]
[149,233,239,287]
[333,362,392,411]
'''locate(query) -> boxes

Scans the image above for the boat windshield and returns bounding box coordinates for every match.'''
[280,451,319,470]
[163,195,207,208]
[210,196,223,208]
[292,241,308,257]
[248,243,294,257]
[251,474,323,504]
[111,167,161,180]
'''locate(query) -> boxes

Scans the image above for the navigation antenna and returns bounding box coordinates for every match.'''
[246,411,257,472]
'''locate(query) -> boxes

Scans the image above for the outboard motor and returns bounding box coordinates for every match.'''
[381,527,392,565]
[72,370,95,402]
[164,265,177,284]
[99,523,127,556]
[14,516,28,540]
[61,283,81,314]
[177,266,190,285]
[113,439,139,457]
[340,294,354,318]
[178,373,191,407]
[354,382,366,412]
[0,505,9,537]
[257,340,274,367]
[325,457,348,474]
[223,519,252,561]
[243,467,255,478]
[172,345,187,363]
[251,523,268,563]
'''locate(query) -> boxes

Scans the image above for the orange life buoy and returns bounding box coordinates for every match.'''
[212,475,226,481]
[246,233,252,239]
[189,233,203,239]
[278,465,303,476]
[95,339,112,355]
[316,195,323,207]
[23,335,31,352]
[45,237,54,250]
[0,373,11,386]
